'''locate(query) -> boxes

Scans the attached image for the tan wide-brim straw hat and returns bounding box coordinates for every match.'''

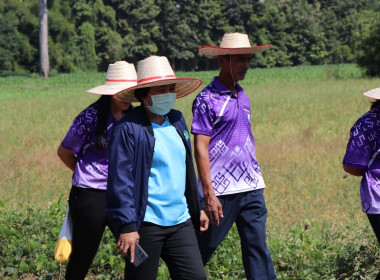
[86,61,137,95]
[116,56,202,102]
[199,33,271,56]
[363,87,380,99]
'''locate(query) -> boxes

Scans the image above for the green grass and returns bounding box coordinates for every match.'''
[1,64,380,279]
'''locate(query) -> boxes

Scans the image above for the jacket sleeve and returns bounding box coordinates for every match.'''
[177,110,205,210]
[106,123,137,236]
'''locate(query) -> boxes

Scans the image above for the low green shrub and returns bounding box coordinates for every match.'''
[0,199,62,279]
[270,221,380,280]
[0,197,125,279]
[0,199,379,279]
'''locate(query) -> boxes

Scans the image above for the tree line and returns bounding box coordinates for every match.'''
[1,0,380,74]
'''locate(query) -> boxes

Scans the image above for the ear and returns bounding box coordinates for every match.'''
[141,94,153,106]
[218,55,233,73]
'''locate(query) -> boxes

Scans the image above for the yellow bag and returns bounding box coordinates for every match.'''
[54,205,73,263]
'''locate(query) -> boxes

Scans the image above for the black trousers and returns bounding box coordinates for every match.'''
[65,186,108,280]
[124,219,206,280]
[367,213,380,244]
[367,214,380,280]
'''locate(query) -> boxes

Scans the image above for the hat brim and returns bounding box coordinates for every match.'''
[363,87,380,100]
[86,83,137,95]
[199,45,271,56]
[115,78,202,102]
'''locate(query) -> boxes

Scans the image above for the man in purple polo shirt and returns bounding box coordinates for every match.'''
[191,33,276,279]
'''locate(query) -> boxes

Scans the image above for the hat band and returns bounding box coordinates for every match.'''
[138,75,176,83]
[106,79,137,82]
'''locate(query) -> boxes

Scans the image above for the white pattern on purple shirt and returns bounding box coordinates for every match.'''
[191,77,265,196]
[61,104,117,190]
[343,106,380,214]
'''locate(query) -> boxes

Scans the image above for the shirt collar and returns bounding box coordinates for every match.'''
[211,76,243,96]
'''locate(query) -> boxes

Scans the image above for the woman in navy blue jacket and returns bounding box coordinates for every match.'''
[106,56,208,280]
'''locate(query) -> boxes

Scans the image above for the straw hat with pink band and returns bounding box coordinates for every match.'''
[199,32,271,56]
[86,61,137,95]
[363,87,380,100]
[116,56,202,102]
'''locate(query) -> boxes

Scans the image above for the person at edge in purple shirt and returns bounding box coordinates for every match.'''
[57,61,137,280]
[343,87,380,254]
[191,33,277,280]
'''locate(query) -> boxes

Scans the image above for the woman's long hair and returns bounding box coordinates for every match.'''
[93,95,111,150]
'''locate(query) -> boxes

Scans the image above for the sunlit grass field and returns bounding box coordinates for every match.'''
[1,64,376,226]
[1,64,380,279]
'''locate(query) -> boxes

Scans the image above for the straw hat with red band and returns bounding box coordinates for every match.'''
[199,33,271,56]
[116,56,202,102]
[363,87,380,100]
[86,61,137,95]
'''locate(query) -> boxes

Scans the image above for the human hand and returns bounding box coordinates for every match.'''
[117,232,140,261]
[200,210,209,231]
[204,195,223,226]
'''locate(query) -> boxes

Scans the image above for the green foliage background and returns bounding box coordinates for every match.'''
[0,0,380,73]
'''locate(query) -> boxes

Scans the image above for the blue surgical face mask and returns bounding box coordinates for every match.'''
[146,92,177,115]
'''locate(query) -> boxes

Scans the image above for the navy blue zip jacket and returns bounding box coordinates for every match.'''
[106,106,203,239]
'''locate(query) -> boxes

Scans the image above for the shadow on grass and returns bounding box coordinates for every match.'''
[0,73,35,78]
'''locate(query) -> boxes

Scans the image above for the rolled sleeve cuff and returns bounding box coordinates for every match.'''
[120,223,137,234]
[60,141,79,155]
[191,129,212,136]
[342,160,367,171]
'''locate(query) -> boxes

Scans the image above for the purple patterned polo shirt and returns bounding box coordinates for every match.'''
[61,104,118,190]
[343,106,380,214]
[191,77,266,196]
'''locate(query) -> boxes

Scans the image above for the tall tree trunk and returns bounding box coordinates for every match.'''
[39,0,49,77]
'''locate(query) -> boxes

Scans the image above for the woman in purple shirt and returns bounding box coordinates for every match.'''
[343,87,380,246]
[57,61,137,280]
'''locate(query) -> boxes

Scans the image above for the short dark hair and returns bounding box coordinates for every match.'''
[134,87,150,103]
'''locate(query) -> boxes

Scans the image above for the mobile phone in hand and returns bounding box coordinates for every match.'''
[126,242,148,267]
